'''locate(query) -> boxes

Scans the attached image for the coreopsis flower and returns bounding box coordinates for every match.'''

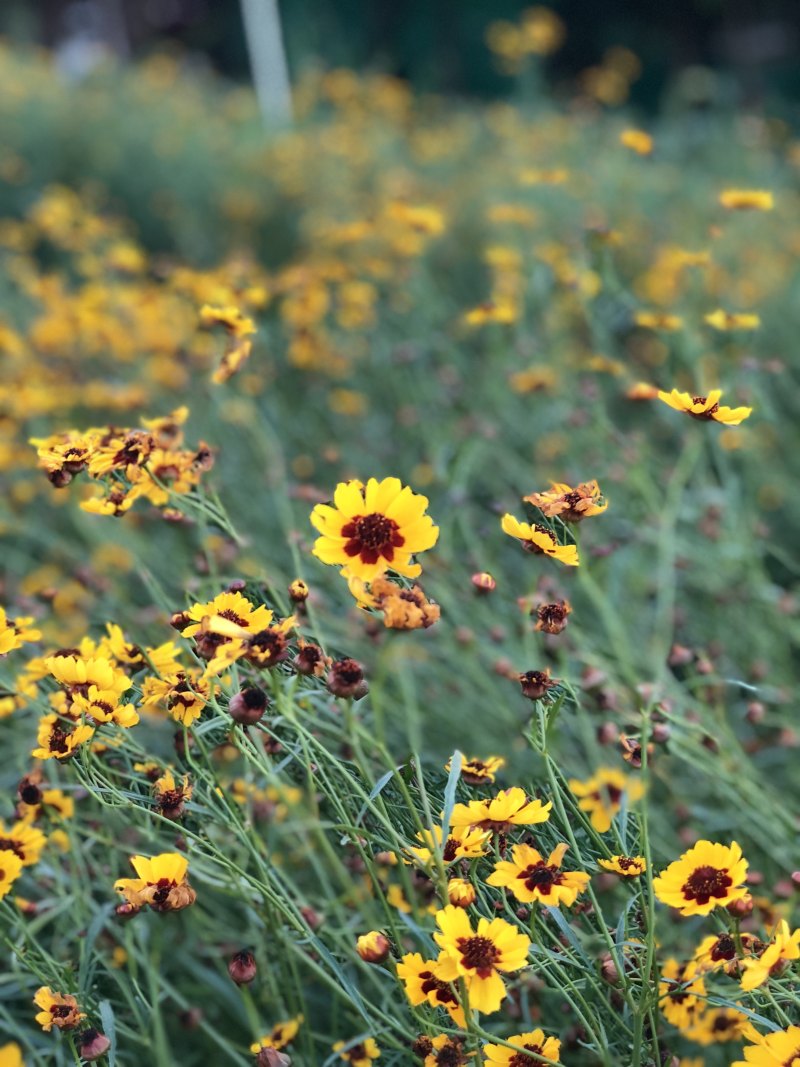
[450,787,552,834]
[332,1038,381,1065]
[200,303,256,386]
[501,515,579,566]
[523,480,607,522]
[294,638,329,677]
[17,783,74,822]
[396,952,466,1025]
[413,1034,472,1066]
[0,1043,24,1067]
[568,768,644,832]
[311,478,438,581]
[446,754,505,786]
[114,852,196,912]
[659,959,707,1029]
[739,921,800,991]
[705,309,760,331]
[598,855,647,877]
[0,849,24,901]
[433,906,531,1014]
[405,825,490,867]
[356,931,391,963]
[653,840,749,917]
[31,714,95,760]
[327,657,367,699]
[0,608,41,656]
[732,1025,800,1066]
[140,671,207,726]
[483,1029,562,1065]
[448,877,477,907]
[71,685,139,728]
[354,575,440,630]
[181,590,274,656]
[685,1005,759,1046]
[0,819,46,866]
[519,669,558,700]
[719,189,774,211]
[620,128,653,155]
[463,299,518,326]
[33,987,86,1032]
[29,430,97,486]
[692,931,762,976]
[249,1015,303,1053]
[487,842,590,906]
[533,601,571,635]
[657,388,752,425]
[153,769,193,819]
[46,653,130,701]
[634,311,683,331]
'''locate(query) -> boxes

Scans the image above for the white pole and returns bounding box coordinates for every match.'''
[240,0,293,127]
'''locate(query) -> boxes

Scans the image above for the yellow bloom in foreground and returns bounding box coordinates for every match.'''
[659,959,706,1030]
[0,607,41,656]
[599,855,647,877]
[620,128,653,155]
[250,1014,303,1052]
[732,1025,800,1066]
[739,920,800,991]
[568,769,644,833]
[685,1005,759,1046]
[396,952,465,1025]
[705,309,761,331]
[33,987,86,1032]
[0,849,24,901]
[450,786,552,833]
[0,1043,25,1067]
[657,388,752,425]
[332,1037,381,1065]
[405,824,490,867]
[30,714,95,760]
[311,478,438,581]
[0,819,47,866]
[501,514,579,566]
[433,905,531,1015]
[484,1029,562,1065]
[114,852,196,912]
[719,189,774,211]
[653,840,748,917]
[487,841,590,906]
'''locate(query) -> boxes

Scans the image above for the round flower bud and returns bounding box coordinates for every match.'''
[356,931,390,963]
[256,1050,291,1067]
[471,572,496,593]
[288,579,309,603]
[228,949,258,985]
[447,878,476,908]
[327,658,368,699]
[229,687,269,725]
[78,1029,111,1062]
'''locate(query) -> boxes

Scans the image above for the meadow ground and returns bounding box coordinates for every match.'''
[0,22,799,1067]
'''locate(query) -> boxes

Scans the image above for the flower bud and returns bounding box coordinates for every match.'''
[519,669,557,700]
[229,687,269,725]
[447,878,476,908]
[78,1029,111,1062]
[228,950,258,985]
[327,658,368,699]
[599,953,620,986]
[746,701,766,724]
[17,775,43,807]
[471,572,496,594]
[256,1050,291,1067]
[356,931,390,963]
[288,579,309,603]
[727,893,754,919]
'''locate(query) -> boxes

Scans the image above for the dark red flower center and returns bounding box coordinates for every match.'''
[710,934,737,961]
[48,725,70,753]
[520,862,564,895]
[682,865,732,905]
[509,1045,545,1066]
[457,934,499,977]
[690,396,720,418]
[219,608,248,626]
[419,970,460,1008]
[341,512,404,565]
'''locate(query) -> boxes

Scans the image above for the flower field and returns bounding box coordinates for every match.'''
[0,15,799,1067]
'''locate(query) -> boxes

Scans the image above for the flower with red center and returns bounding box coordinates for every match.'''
[501,515,579,566]
[449,787,552,835]
[598,855,647,877]
[658,959,707,1030]
[523,480,607,522]
[33,987,86,1032]
[332,1037,381,1065]
[732,1024,800,1066]
[30,714,95,761]
[433,905,531,1015]
[487,842,590,906]
[311,478,438,581]
[568,769,644,833]
[0,849,24,901]
[657,389,752,425]
[446,754,505,786]
[405,824,490,867]
[533,601,571,635]
[685,1005,760,1046]
[653,840,749,917]
[114,852,196,912]
[249,1014,303,1053]
[483,1029,562,1065]
[396,952,466,1025]
[739,921,800,991]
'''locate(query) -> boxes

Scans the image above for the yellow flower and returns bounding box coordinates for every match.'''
[732,1025,800,1066]
[659,958,706,1029]
[181,590,274,639]
[0,1043,25,1067]
[739,920,800,991]
[719,189,774,211]
[685,1005,759,1046]
[568,769,644,833]
[657,388,752,425]
[447,877,477,907]
[598,855,647,877]
[140,671,207,726]
[446,754,505,786]
[114,852,196,912]
[487,841,590,906]
[33,987,86,1032]
[620,129,653,155]
[653,840,749,917]
[30,714,95,760]
[433,905,531,1015]
[332,1037,381,1065]
[705,309,761,331]
[523,480,607,522]
[250,1015,303,1052]
[0,849,24,901]
[450,786,552,833]
[311,477,438,581]
[396,952,466,1025]
[483,1029,562,1065]
[0,819,47,866]
[0,608,41,656]
[635,311,683,331]
[463,299,518,326]
[71,685,139,728]
[405,824,490,867]
[501,514,579,566]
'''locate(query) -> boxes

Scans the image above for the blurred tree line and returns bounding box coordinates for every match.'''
[1,0,799,108]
